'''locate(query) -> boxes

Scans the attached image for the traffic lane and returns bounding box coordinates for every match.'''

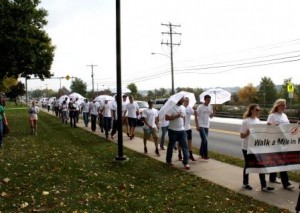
[210,122,241,134]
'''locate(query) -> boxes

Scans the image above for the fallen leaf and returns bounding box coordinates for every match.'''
[42,191,49,196]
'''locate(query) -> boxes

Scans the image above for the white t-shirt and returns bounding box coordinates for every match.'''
[126,102,139,118]
[80,102,90,113]
[240,117,261,150]
[89,101,100,115]
[102,103,112,117]
[160,116,169,127]
[111,102,118,120]
[196,104,213,128]
[143,108,158,129]
[267,112,289,125]
[29,106,39,120]
[166,105,186,131]
[122,100,128,116]
[184,106,194,130]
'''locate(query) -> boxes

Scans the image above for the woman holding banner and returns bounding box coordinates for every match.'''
[240,104,274,191]
[267,99,294,190]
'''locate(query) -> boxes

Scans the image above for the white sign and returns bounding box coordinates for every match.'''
[246,124,300,174]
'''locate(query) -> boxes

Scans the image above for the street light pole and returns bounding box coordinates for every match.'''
[151,52,174,95]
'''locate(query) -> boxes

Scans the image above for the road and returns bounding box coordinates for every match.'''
[137,117,253,159]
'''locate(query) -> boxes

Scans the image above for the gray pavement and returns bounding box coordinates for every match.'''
[44,109,299,212]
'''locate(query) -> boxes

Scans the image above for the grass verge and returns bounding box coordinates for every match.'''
[0,104,289,212]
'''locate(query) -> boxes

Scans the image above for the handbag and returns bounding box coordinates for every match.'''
[3,118,9,135]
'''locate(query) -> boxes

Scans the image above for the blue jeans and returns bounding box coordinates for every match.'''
[166,129,189,165]
[103,117,112,136]
[199,127,209,158]
[0,120,3,147]
[82,112,89,127]
[160,126,168,148]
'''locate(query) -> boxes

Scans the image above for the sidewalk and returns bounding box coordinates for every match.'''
[45,110,299,212]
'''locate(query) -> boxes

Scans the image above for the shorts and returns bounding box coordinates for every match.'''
[128,117,137,127]
[186,129,192,140]
[143,128,158,140]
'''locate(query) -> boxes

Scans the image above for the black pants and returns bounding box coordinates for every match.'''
[242,149,268,187]
[91,114,97,132]
[269,172,290,187]
[69,111,76,127]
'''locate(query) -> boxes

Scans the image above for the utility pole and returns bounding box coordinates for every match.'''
[161,22,181,95]
[87,64,98,93]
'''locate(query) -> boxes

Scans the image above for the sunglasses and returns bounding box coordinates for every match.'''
[255,109,261,112]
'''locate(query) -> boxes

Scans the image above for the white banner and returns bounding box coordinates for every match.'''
[246,124,300,174]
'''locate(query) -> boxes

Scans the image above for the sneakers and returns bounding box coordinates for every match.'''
[189,155,196,161]
[155,148,160,156]
[243,184,253,190]
[261,186,275,192]
[160,147,165,150]
[144,146,148,154]
[284,184,295,190]
[184,164,190,170]
[127,133,130,137]
[270,179,281,184]
[167,162,174,166]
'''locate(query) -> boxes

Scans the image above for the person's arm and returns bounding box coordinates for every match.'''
[240,129,250,138]
[165,113,181,121]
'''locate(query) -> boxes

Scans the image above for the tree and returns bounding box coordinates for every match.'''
[257,77,277,107]
[0,77,18,93]
[278,78,292,101]
[238,83,258,104]
[0,0,55,81]
[70,77,87,96]
[6,81,25,99]
[127,83,138,98]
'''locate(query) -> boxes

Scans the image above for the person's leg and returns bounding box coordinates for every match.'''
[269,173,277,182]
[199,127,207,158]
[30,119,34,133]
[160,126,167,149]
[143,128,148,154]
[152,128,160,156]
[280,172,292,188]
[178,131,189,166]
[34,120,37,134]
[242,149,249,186]
[0,120,3,147]
[166,129,177,164]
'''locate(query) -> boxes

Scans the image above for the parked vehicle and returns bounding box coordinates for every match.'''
[153,98,167,110]
[135,100,149,126]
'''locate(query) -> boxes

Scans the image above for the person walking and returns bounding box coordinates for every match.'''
[89,97,100,132]
[0,100,8,148]
[61,100,68,124]
[110,95,118,139]
[142,100,160,156]
[122,95,130,137]
[100,99,112,140]
[267,99,294,190]
[240,104,274,191]
[28,101,39,134]
[195,94,215,160]
[80,98,90,127]
[124,96,139,140]
[68,98,77,128]
[165,97,190,170]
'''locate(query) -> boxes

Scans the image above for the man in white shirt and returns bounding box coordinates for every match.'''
[165,97,190,170]
[123,96,139,140]
[142,100,160,156]
[122,95,130,137]
[89,97,100,132]
[100,99,112,140]
[195,95,214,160]
[179,97,197,161]
[80,99,90,127]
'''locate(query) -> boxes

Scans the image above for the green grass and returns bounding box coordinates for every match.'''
[0,103,289,212]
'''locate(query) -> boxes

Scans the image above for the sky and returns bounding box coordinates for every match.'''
[24,0,300,93]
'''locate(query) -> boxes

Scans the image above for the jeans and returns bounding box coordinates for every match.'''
[242,149,268,188]
[0,120,3,147]
[103,117,112,136]
[111,120,117,136]
[166,129,189,165]
[82,112,89,127]
[160,126,168,148]
[69,111,76,127]
[199,127,209,157]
